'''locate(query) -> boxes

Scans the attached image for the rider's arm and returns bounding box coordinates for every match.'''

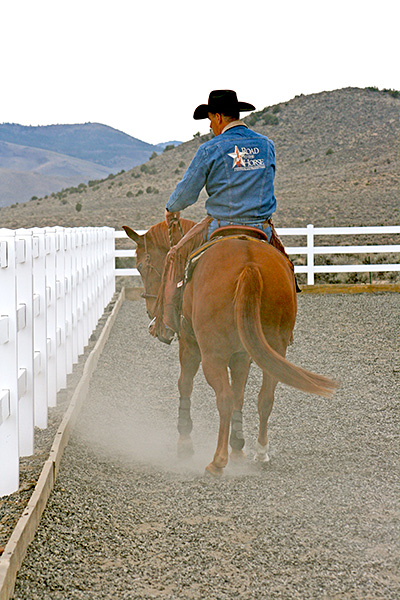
[166,146,209,213]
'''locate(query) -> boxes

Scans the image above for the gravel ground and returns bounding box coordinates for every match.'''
[12,293,399,600]
[0,297,118,553]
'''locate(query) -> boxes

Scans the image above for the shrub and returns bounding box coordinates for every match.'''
[136,190,143,196]
[75,202,82,212]
[141,164,156,175]
[31,195,38,201]
[383,88,400,99]
[146,186,153,193]
[247,114,258,126]
[131,172,141,178]
[163,144,175,152]
[149,151,158,160]
[179,161,185,168]
[326,148,334,155]
[263,113,279,125]
[272,105,281,114]
[126,191,134,197]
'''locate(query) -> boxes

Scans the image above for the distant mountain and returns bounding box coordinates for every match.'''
[154,141,182,152]
[0,123,181,206]
[0,123,159,171]
[0,140,112,207]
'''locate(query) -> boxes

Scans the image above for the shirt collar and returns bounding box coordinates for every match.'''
[221,120,248,134]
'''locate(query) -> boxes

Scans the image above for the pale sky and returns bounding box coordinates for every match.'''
[2,0,399,145]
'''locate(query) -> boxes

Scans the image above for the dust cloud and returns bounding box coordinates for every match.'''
[73,381,223,476]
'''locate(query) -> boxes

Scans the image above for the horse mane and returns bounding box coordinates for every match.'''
[145,218,197,250]
[145,221,170,250]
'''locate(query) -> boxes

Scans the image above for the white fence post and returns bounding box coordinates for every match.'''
[70,228,79,365]
[45,229,58,407]
[306,224,315,285]
[0,229,19,496]
[55,227,67,391]
[15,230,34,457]
[64,229,73,376]
[106,228,115,303]
[32,229,48,429]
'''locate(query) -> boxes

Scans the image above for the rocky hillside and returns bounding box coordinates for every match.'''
[1,87,399,232]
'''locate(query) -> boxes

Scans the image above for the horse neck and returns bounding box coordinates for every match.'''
[146,222,170,255]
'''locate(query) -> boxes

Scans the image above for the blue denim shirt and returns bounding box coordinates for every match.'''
[166,125,276,224]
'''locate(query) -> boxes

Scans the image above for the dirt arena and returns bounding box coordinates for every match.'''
[11,291,400,599]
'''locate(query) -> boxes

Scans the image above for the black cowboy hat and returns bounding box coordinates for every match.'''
[193,90,255,120]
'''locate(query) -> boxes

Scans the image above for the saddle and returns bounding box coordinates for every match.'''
[209,225,270,242]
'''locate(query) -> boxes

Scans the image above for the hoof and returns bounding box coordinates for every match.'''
[230,449,247,462]
[177,437,194,459]
[254,442,270,463]
[205,463,224,477]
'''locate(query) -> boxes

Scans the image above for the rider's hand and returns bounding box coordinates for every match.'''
[165,209,180,226]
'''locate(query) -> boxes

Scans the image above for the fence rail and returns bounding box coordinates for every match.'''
[114,224,400,284]
[0,227,115,497]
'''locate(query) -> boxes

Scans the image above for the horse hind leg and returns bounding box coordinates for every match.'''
[254,373,278,464]
[202,357,234,476]
[229,352,251,461]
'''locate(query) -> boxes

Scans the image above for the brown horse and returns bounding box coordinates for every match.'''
[124,219,337,476]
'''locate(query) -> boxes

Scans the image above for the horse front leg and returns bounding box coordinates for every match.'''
[177,334,200,458]
[255,373,278,463]
[229,352,251,461]
[202,357,233,476]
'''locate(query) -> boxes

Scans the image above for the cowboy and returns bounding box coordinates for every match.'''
[150,89,281,344]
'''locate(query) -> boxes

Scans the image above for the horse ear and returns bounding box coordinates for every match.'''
[123,225,143,245]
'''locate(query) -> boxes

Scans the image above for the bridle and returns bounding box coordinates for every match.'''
[140,218,184,301]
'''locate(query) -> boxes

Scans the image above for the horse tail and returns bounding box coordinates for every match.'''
[234,265,337,398]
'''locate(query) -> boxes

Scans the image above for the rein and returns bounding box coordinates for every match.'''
[140,218,184,300]
[168,216,184,247]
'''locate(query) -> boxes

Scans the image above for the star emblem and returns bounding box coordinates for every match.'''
[228,145,245,168]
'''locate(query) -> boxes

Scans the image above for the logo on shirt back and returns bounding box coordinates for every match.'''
[227,145,266,171]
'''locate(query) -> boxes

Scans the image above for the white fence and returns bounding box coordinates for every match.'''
[114,224,400,284]
[0,227,115,497]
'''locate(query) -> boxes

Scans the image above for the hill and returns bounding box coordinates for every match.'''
[0,123,182,206]
[0,140,113,207]
[0,123,161,170]
[0,87,399,234]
